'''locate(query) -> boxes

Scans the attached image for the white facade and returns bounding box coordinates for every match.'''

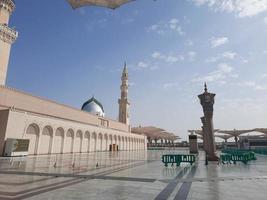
[0,86,147,156]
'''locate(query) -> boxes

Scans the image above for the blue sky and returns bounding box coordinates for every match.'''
[7,0,267,140]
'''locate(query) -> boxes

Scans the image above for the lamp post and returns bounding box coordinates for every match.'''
[198,83,219,161]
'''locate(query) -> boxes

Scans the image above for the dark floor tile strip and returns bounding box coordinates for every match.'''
[0,177,52,186]
[154,165,192,200]
[0,178,79,196]
[13,179,87,200]
[174,165,197,200]
[0,196,13,200]
[96,176,156,183]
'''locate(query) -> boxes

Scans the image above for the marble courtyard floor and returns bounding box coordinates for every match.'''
[0,149,267,200]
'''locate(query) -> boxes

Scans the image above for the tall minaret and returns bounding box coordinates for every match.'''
[0,0,18,85]
[118,62,130,124]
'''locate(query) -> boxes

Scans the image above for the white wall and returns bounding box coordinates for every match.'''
[2,109,146,155]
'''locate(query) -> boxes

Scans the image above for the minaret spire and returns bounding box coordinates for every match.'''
[0,0,18,85]
[118,62,130,125]
[204,82,208,93]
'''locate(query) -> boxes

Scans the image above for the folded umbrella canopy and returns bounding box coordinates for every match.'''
[67,0,135,9]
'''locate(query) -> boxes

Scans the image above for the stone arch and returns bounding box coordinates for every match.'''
[118,136,121,151]
[134,138,137,150]
[91,132,97,152]
[125,137,128,151]
[53,127,64,154]
[104,134,108,151]
[133,138,136,150]
[24,123,40,155]
[74,130,83,153]
[108,134,113,151]
[84,131,90,152]
[130,137,133,151]
[39,125,53,154]
[121,136,125,151]
[133,138,136,151]
[97,133,103,151]
[114,135,117,146]
[65,129,74,153]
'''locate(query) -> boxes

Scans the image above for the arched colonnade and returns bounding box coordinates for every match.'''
[24,123,146,155]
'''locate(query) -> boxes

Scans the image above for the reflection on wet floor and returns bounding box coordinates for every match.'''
[0,149,267,200]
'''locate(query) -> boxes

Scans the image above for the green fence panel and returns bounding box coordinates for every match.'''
[162,154,196,167]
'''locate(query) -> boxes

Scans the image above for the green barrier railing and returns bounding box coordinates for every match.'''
[220,149,257,164]
[162,154,196,167]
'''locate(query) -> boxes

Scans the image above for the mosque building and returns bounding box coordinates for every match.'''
[0,0,146,156]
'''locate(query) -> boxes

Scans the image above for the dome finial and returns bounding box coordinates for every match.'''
[204,82,208,93]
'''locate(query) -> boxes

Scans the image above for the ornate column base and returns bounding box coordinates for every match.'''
[207,154,219,161]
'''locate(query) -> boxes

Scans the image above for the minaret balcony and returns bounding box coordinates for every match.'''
[0,23,18,43]
[0,0,15,13]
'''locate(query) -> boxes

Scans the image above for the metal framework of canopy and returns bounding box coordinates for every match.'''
[194,130,203,136]
[217,129,254,137]
[131,126,164,135]
[188,129,220,136]
[215,134,233,141]
[67,0,134,9]
[131,126,180,141]
[197,135,203,140]
[254,128,267,134]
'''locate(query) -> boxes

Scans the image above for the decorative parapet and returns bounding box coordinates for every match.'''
[0,0,15,13]
[0,23,18,43]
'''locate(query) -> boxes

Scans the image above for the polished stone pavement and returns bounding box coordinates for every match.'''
[0,149,267,200]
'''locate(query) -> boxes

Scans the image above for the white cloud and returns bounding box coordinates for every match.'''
[135,61,158,71]
[192,63,234,83]
[185,40,194,46]
[137,61,148,68]
[218,63,233,73]
[254,85,266,90]
[205,51,237,63]
[129,82,136,86]
[229,74,239,78]
[166,56,180,63]
[222,51,237,59]
[211,37,229,48]
[151,52,161,59]
[192,0,267,18]
[242,59,249,63]
[205,57,219,63]
[242,81,256,87]
[148,18,185,35]
[151,51,184,64]
[238,81,267,91]
[188,51,197,61]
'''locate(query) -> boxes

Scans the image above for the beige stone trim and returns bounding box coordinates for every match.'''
[0,23,17,43]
